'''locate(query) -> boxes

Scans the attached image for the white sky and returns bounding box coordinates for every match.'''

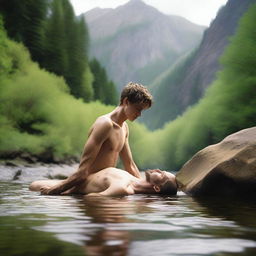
[69,0,228,26]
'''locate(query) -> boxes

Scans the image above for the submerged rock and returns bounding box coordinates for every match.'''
[13,169,22,180]
[176,127,256,197]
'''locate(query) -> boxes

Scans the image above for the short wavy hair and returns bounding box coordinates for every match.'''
[120,82,153,107]
[158,179,177,195]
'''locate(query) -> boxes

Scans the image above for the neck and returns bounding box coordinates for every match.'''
[132,180,156,194]
[110,105,127,126]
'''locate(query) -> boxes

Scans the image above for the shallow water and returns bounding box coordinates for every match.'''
[1,169,256,256]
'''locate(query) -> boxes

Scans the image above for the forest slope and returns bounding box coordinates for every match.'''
[141,0,255,130]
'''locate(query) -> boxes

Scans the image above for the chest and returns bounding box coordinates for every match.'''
[106,125,126,151]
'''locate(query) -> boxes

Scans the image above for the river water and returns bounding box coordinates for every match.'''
[1,165,256,256]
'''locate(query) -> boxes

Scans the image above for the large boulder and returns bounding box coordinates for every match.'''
[176,127,256,197]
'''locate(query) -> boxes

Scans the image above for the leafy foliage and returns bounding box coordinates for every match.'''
[0,25,113,161]
[0,0,48,64]
[0,0,116,104]
[0,3,255,171]
[153,3,256,170]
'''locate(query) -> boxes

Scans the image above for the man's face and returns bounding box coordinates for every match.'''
[145,169,173,186]
[125,100,149,121]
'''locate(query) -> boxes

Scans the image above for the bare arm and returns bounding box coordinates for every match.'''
[41,118,112,195]
[119,123,141,178]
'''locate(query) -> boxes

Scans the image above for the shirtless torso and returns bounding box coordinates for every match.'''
[29,168,138,195]
[39,96,149,195]
[75,168,139,195]
[30,168,177,196]
[81,115,127,174]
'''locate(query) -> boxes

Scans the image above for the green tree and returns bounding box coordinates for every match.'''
[43,0,68,76]
[0,16,12,77]
[63,6,89,98]
[158,3,256,170]
[0,0,93,102]
[90,58,118,105]
[104,80,118,105]
[0,0,48,64]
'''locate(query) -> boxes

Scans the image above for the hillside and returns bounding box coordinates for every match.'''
[141,0,256,130]
[83,0,205,90]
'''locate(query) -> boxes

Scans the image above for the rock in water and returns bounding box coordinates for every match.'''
[176,127,256,197]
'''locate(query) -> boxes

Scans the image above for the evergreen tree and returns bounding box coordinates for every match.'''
[90,58,118,105]
[0,16,12,77]
[43,0,68,76]
[90,58,106,101]
[105,81,118,105]
[63,3,89,98]
[42,0,91,100]
[81,65,94,102]
[0,0,111,103]
[0,0,48,64]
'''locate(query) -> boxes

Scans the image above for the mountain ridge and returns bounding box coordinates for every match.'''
[83,0,205,90]
[141,0,256,130]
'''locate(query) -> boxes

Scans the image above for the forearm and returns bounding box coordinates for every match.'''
[42,170,88,195]
[56,173,86,193]
[130,168,141,178]
[126,163,141,178]
[54,148,96,194]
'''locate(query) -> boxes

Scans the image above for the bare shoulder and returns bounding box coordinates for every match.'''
[95,115,113,127]
[87,115,114,142]
[92,115,113,132]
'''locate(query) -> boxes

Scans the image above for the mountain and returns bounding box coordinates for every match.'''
[141,0,256,130]
[82,0,205,90]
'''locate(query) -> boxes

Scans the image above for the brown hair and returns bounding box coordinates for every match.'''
[158,179,177,195]
[120,82,153,107]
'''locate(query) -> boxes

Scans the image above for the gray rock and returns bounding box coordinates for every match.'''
[0,164,78,183]
[176,127,256,197]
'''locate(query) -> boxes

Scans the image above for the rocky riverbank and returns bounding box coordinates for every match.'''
[0,163,78,183]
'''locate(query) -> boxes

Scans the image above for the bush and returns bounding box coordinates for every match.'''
[0,25,113,161]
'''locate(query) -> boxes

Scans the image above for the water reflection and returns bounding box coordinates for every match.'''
[194,197,256,227]
[1,181,256,256]
[80,196,155,256]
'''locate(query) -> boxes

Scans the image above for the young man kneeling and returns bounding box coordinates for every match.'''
[40,82,153,195]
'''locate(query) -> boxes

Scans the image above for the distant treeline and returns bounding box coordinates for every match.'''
[0,0,117,105]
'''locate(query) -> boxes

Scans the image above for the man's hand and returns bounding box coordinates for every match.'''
[40,184,63,195]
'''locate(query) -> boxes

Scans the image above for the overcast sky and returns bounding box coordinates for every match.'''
[69,0,228,26]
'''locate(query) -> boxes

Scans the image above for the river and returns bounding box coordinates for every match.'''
[0,164,256,256]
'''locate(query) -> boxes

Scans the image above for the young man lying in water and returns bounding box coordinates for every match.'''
[40,82,153,195]
[30,168,177,196]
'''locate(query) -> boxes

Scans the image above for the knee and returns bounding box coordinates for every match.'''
[29,181,43,191]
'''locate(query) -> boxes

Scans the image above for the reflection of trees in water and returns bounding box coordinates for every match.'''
[194,197,256,228]
[0,215,85,256]
[79,195,155,256]
[183,195,256,244]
